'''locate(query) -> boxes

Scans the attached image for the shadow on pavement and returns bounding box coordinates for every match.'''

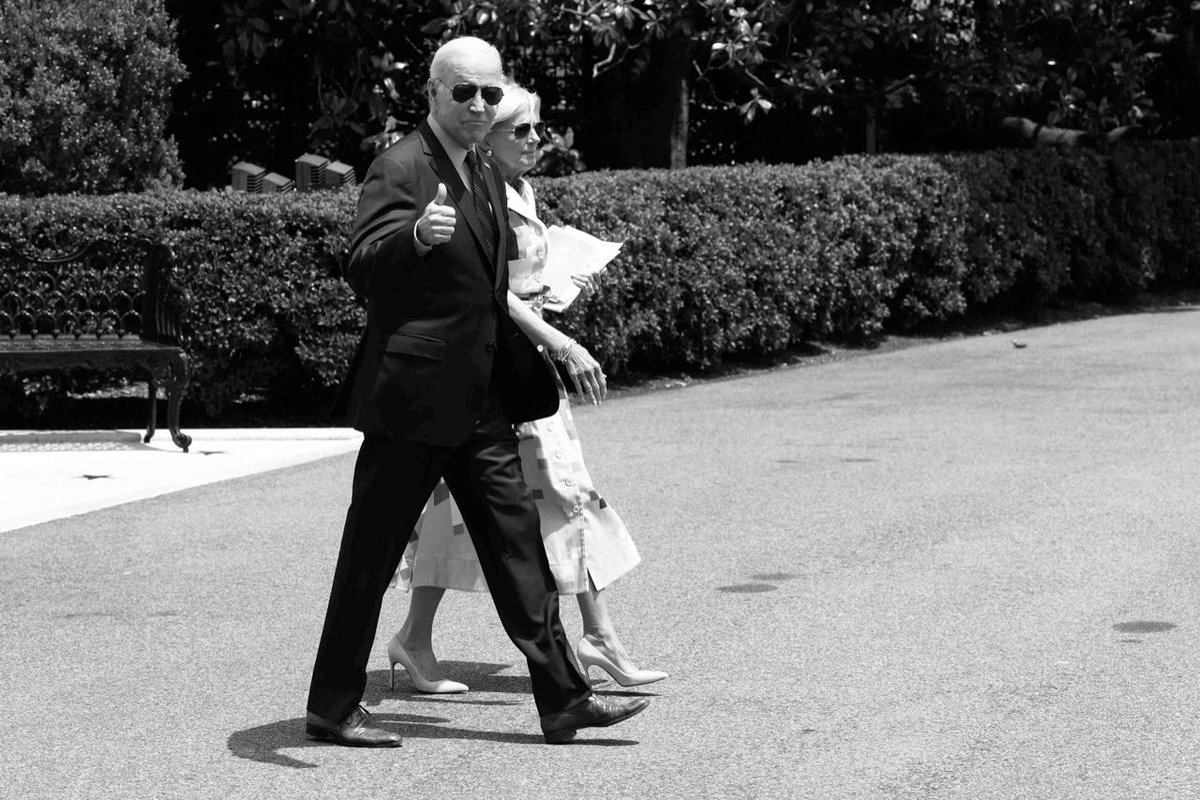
[592,687,663,698]
[381,694,524,707]
[227,712,637,768]
[375,662,664,699]
[226,712,447,769]
[230,661,641,767]
[368,661,532,695]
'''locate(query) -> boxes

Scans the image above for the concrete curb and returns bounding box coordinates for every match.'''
[0,427,362,445]
[0,429,144,445]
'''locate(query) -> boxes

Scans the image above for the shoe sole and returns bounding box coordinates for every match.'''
[544,729,577,744]
[610,673,668,688]
[542,701,650,745]
[306,728,403,748]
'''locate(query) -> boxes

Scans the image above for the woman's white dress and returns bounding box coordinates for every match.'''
[392,179,640,595]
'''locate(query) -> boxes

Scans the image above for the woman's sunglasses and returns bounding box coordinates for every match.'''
[440,80,504,106]
[500,122,548,140]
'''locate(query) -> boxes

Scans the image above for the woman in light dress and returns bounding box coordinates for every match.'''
[386,82,666,693]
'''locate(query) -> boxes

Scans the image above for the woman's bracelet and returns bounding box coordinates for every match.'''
[553,338,577,363]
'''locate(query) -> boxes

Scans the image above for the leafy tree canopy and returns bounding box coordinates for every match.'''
[174,0,1199,185]
[0,0,186,194]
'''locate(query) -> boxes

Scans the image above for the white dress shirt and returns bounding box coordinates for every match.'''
[415,115,482,253]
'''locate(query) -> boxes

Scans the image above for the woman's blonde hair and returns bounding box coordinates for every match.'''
[490,81,541,131]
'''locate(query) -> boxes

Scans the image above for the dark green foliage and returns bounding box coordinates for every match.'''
[0,0,185,195]
[936,142,1200,308]
[532,154,973,371]
[169,0,440,190]
[0,189,359,416]
[1,142,1197,414]
[186,1,1200,180]
[1103,143,1200,288]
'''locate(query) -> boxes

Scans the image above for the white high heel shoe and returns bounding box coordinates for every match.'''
[387,637,468,694]
[576,637,668,688]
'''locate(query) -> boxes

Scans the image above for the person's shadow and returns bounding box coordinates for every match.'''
[227,661,644,768]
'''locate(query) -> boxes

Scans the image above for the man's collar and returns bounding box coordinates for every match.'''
[426,114,473,169]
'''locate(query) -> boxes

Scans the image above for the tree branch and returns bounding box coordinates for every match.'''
[1000,116,1142,146]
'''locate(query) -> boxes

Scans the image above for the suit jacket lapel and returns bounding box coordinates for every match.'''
[481,158,508,292]
[418,121,468,204]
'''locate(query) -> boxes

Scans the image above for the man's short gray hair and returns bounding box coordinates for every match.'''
[428,36,503,84]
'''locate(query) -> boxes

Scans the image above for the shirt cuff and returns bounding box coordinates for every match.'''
[413,226,432,256]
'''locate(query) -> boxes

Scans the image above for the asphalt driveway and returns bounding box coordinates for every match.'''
[2,306,1198,799]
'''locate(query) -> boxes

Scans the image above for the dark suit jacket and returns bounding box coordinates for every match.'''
[333,119,558,445]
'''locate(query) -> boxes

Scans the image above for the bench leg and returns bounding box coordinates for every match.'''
[144,375,159,444]
[145,354,192,452]
[164,351,192,452]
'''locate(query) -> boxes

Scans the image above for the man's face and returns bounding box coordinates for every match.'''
[429,49,504,150]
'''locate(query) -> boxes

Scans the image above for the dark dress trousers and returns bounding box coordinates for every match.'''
[309,120,591,722]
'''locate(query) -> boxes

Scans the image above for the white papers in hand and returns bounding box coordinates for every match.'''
[541,225,623,312]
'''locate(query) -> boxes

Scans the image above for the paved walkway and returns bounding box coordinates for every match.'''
[2,307,1199,800]
[0,428,362,533]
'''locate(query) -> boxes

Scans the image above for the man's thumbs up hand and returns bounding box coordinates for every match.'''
[416,182,456,247]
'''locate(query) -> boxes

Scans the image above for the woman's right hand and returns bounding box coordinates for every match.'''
[569,266,607,300]
[560,342,607,405]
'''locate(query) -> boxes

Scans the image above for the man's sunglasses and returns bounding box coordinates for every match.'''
[441,80,504,106]
[499,122,548,140]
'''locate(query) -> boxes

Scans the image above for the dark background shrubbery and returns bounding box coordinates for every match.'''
[2,142,1198,421]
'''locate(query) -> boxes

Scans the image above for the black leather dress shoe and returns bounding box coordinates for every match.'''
[540,695,650,744]
[305,705,402,747]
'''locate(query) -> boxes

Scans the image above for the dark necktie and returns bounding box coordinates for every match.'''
[466,148,497,266]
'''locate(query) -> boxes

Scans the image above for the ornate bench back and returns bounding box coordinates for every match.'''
[0,239,186,344]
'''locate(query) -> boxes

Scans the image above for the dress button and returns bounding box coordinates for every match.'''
[485,341,496,354]
[572,504,582,514]
[563,478,574,487]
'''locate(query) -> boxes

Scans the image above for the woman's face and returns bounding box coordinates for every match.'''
[487,108,544,181]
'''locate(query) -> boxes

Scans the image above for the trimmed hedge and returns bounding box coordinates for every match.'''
[0,189,359,414]
[539,141,1200,372]
[1,142,1198,415]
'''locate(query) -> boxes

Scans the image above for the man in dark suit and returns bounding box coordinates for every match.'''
[305,36,650,747]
